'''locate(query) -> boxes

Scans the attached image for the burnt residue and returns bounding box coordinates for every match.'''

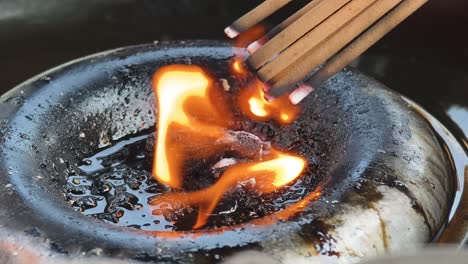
[299,219,340,257]
[343,163,435,237]
[372,166,434,236]
[368,203,389,252]
[345,178,384,207]
[410,199,433,237]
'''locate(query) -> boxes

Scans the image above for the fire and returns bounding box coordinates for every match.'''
[151,150,305,229]
[229,23,299,125]
[232,60,244,74]
[230,25,266,76]
[152,65,227,188]
[150,63,306,229]
[239,79,300,125]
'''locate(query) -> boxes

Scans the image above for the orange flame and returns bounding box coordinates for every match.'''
[232,60,246,75]
[229,23,299,125]
[151,61,307,228]
[150,150,306,229]
[229,22,300,125]
[239,79,300,125]
[230,25,267,76]
[152,65,227,188]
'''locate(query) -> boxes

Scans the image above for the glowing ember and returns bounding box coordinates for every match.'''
[150,62,306,229]
[239,79,300,125]
[231,25,266,76]
[232,60,244,75]
[230,24,300,125]
[248,97,268,117]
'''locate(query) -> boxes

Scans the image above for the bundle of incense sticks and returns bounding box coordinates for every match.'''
[225,0,428,104]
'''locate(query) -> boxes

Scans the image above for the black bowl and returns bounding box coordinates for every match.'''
[0,41,455,263]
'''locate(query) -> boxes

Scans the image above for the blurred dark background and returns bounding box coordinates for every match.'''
[0,0,467,145]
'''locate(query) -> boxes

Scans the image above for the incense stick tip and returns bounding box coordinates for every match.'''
[247,41,262,54]
[289,84,314,105]
[224,26,240,39]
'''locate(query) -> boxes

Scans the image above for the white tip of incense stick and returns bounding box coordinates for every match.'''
[264,92,275,102]
[224,26,240,39]
[262,82,271,92]
[289,84,314,105]
[247,41,262,54]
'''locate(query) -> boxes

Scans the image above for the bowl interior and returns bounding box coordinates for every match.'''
[0,42,455,259]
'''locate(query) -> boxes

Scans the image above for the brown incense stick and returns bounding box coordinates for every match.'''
[225,0,293,38]
[256,0,379,83]
[267,0,403,95]
[248,0,351,69]
[289,0,429,104]
[226,0,429,102]
[247,0,326,54]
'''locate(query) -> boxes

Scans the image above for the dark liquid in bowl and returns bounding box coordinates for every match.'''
[65,129,317,231]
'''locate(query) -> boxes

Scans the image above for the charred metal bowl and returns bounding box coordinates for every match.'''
[0,41,456,263]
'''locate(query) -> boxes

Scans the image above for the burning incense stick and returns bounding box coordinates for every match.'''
[267,0,403,96]
[248,0,351,69]
[289,0,429,104]
[257,0,381,84]
[247,0,325,54]
[225,0,293,38]
[227,0,429,103]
